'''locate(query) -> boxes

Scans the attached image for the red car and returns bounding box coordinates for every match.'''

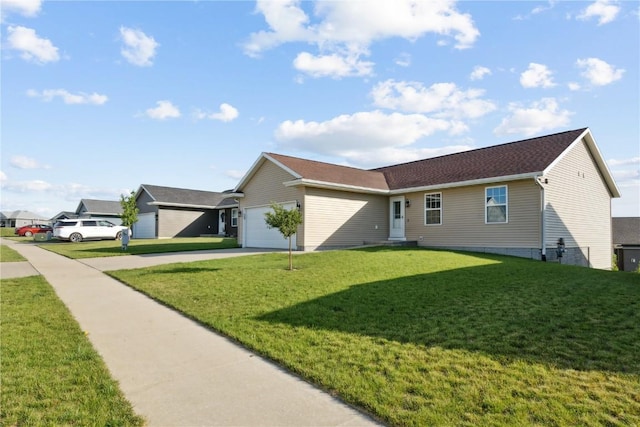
[15,224,53,237]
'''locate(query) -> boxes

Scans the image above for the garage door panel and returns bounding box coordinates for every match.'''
[245,204,296,249]
[134,213,155,239]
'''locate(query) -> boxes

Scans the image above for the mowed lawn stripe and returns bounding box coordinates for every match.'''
[109,247,640,426]
[1,276,144,426]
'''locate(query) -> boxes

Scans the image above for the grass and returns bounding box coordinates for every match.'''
[0,275,144,426]
[40,236,238,259]
[109,247,640,427]
[0,244,26,262]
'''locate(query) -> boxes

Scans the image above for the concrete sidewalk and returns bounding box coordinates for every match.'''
[2,239,382,426]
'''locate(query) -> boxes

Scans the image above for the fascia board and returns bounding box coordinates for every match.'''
[283,178,389,195]
[147,202,219,209]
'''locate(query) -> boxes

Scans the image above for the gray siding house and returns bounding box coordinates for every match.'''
[613,217,640,272]
[232,128,620,269]
[76,199,123,224]
[133,184,238,239]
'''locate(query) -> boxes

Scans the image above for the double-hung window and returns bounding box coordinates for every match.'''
[231,208,238,227]
[485,186,508,223]
[425,193,442,225]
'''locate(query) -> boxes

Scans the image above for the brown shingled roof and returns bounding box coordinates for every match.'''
[373,128,587,190]
[266,153,389,190]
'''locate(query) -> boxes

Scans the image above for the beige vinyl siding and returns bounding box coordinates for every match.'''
[238,159,302,246]
[303,187,388,250]
[404,179,541,248]
[544,138,613,269]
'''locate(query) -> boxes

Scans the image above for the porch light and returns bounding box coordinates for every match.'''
[405,199,411,208]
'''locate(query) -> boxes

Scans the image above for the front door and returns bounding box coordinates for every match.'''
[389,196,405,240]
[218,211,226,236]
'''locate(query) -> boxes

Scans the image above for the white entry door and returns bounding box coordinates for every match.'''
[218,211,226,235]
[389,196,405,240]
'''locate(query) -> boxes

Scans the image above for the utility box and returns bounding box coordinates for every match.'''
[33,232,52,242]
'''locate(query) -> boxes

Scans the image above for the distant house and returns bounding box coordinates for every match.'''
[0,210,50,228]
[232,128,619,269]
[50,211,78,223]
[133,184,238,239]
[613,217,640,272]
[76,199,123,224]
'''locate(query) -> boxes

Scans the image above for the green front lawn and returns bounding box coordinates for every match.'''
[0,244,26,262]
[109,247,640,426]
[1,276,144,426]
[41,237,238,259]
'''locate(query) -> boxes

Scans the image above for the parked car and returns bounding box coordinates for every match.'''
[53,219,129,243]
[15,224,53,237]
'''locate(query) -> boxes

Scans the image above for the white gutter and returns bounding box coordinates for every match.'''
[283,178,389,194]
[534,176,547,260]
[388,172,541,195]
[146,202,228,209]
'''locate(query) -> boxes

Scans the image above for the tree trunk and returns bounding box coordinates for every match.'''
[288,236,293,270]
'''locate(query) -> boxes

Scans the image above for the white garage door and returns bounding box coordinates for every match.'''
[244,204,296,249]
[134,212,156,239]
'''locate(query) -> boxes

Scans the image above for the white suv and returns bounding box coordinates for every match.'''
[53,219,130,243]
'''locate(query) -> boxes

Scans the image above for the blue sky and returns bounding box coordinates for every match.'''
[1,0,638,218]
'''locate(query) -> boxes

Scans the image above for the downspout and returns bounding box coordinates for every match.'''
[535,176,547,261]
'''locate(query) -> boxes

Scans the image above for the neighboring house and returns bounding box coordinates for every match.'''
[76,199,123,224]
[0,210,50,228]
[612,217,640,272]
[133,184,238,239]
[50,211,78,223]
[232,128,620,269]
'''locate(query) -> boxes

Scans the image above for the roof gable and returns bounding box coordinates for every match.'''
[266,153,389,191]
[76,199,122,215]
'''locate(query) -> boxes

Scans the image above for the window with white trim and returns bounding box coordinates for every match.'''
[425,193,442,225]
[485,185,508,223]
[231,208,238,227]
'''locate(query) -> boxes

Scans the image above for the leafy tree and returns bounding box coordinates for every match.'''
[120,191,139,230]
[264,202,303,270]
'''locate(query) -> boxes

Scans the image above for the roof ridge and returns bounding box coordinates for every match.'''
[371,127,587,171]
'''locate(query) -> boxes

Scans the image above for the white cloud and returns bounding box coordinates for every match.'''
[470,65,491,81]
[568,82,581,91]
[293,51,374,78]
[395,52,411,67]
[494,98,573,137]
[1,179,53,192]
[275,110,471,167]
[576,57,624,86]
[27,88,108,105]
[1,0,42,18]
[520,63,555,88]
[608,157,640,167]
[226,169,246,180]
[119,27,159,67]
[577,0,620,25]
[244,0,479,78]
[6,25,59,64]
[193,103,239,122]
[145,100,181,120]
[371,79,496,119]
[0,171,7,183]
[10,155,50,169]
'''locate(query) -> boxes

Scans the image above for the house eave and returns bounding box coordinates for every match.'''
[283,178,389,194]
[146,202,219,209]
[388,172,541,194]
